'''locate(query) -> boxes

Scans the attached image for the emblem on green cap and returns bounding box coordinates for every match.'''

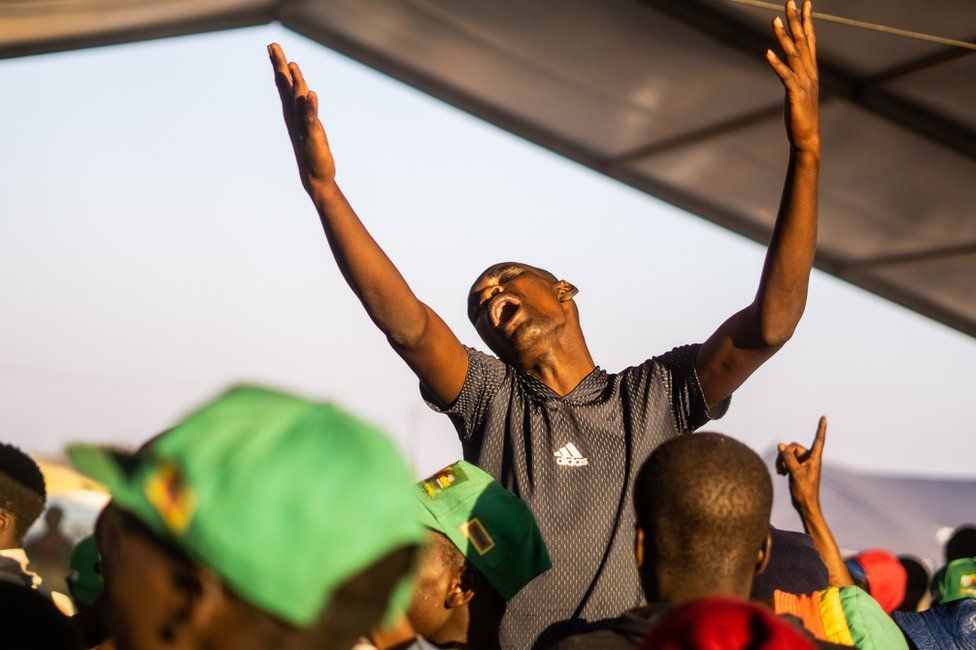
[421,464,468,497]
[460,517,495,556]
[144,459,196,534]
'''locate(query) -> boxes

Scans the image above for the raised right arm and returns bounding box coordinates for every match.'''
[268,44,467,405]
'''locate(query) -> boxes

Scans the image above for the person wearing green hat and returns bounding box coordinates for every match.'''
[67,385,426,650]
[931,524,976,605]
[66,534,103,611]
[363,461,551,649]
[411,461,550,648]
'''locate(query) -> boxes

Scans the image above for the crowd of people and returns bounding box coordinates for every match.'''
[2,0,973,648]
[0,402,973,649]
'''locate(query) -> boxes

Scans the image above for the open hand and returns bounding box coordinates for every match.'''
[777,416,826,510]
[765,0,820,153]
[268,43,337,194]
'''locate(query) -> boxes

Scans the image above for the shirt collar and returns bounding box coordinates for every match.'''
[517,366,609,404]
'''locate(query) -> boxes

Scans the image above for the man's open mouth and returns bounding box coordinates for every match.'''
[489,295,522,329]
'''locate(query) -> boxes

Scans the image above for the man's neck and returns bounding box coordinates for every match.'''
[370,617,423,650]
[657,576,754,607]
[426,607,469,648]
[515,333,596,397]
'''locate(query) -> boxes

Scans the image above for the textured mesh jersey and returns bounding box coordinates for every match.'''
[423,343,729,649]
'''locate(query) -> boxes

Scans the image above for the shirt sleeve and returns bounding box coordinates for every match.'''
[419,346,509,442]
[659,344,730,432]
[621,344,730,436]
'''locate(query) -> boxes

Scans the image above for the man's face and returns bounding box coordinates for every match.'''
[97,506,186,650]
[468,263,571,360]
[405,532,462,639]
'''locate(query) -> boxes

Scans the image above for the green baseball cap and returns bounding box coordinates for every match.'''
[412,460,550,600]
[934,557,976,604]
[67,535,103,609]
[837,585,909,650]
[66,385,425,627]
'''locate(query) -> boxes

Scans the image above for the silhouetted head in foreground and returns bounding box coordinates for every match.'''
[634,432,773,605]
[67,385,426,650]
[97,505,413,650]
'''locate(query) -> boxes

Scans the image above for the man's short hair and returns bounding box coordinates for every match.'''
[897,556,930,612]
[426,530,502,603]
[945,525,976,563]
[0,443,46,540]
[634,433,772,588]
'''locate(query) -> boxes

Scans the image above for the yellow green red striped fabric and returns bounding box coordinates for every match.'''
[818,587,856,646]
[773,586,909,649]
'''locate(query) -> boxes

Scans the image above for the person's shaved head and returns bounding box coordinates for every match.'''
[634,433,772,602]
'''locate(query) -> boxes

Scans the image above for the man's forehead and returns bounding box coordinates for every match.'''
[471,262,525,291]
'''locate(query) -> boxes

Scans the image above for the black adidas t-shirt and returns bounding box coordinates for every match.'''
[423,344,729,648]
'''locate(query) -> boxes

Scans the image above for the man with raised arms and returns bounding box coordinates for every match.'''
[268,1,820,645]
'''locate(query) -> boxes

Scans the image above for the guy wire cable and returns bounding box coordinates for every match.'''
[724,0,976,51]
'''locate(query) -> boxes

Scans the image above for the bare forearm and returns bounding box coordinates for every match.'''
[754,148,819,346]
[309,182,428,346]
[796,499,853,587]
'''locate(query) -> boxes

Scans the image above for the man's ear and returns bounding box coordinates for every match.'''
[159,562,226,644]
[634,527,645,568]
[0,509,14,538]
[445,564,477,609]
[555,281,579,302]
[755,530,773,577]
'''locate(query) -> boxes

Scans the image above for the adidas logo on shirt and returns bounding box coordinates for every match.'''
[554,442,589,467]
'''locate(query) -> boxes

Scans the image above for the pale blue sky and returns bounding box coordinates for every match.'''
[1,25,973,479]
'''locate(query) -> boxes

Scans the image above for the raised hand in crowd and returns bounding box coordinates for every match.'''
[778,417,853,588]
[766,0,819,154]
[267,43,468,408]
[694,0,820,408]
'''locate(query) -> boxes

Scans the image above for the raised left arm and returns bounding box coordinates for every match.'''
[696,0,820,407]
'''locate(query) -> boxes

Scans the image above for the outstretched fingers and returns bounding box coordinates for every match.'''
[785,0,805,48]
[767,1,817,88]
[289,61,308,98]
[269,43,299,134]
[765,49,796,88]
[305,91,320,125]
[778,443,802,474]
[802,0,817,65]
[773,15,799,66]
[811,416,827,456]
[269,44,294,96]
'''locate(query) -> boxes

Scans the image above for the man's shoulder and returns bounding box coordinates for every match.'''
[616,344,702,376]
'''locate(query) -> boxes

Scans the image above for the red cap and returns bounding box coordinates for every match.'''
[853,549,907,614]
[640,597,816,649]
